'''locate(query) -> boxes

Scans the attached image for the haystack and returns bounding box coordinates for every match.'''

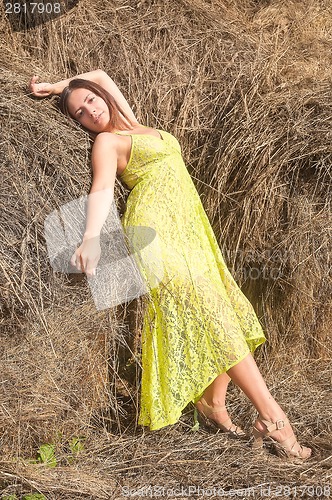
[0,0,331,497]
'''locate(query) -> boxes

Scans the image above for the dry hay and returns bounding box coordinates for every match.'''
[0,0,331,497]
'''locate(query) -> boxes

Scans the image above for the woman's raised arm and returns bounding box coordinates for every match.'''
[29,69,138,124]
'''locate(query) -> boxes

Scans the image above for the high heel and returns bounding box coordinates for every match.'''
[196,397,247,438]
[252,417,312,459]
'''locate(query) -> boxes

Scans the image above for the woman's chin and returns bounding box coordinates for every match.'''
[83,120,110,135]
[97,121,111,133]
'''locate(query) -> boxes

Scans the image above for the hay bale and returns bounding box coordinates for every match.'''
[0,0,331,495]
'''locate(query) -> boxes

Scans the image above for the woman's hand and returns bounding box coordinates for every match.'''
[70,236,101,278]
[28,75,54,97]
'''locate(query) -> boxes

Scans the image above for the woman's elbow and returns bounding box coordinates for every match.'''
[95,69,108,82]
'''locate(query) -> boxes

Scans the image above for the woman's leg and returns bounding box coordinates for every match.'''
[199,352,310,455]
[226,353,283,420]
[201,371,231,406]
[196,372,231,424]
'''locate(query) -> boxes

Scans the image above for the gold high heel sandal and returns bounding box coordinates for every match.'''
[196,397,247,438]
[252,417,312,459]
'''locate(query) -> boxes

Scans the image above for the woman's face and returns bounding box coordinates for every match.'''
[67,88,111,133]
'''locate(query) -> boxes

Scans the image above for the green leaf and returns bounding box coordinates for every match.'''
[190,407,200,431]
[2,495,18,500]
[37,443,57,468]
[69,436,85,454]
[22,495,47,500]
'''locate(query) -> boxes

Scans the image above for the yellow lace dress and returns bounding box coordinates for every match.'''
[118,129,266,431]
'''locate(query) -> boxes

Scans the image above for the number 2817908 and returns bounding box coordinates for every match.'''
[5,3,61,14]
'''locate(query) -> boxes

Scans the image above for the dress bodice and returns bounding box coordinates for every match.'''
[118,130,182,190]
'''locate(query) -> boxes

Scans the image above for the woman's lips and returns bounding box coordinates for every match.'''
[94,111,103,123]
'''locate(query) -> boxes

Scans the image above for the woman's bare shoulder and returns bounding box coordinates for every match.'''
[93,131,119,144]
[91,131,123,151]
[92,132,132,165]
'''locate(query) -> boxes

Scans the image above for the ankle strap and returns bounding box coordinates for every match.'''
[261,417,289,433]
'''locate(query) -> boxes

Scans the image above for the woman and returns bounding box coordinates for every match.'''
[29,70,311,459]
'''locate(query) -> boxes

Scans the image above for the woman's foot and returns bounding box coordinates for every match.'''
[253,414,312,459]
[196,397,247,438]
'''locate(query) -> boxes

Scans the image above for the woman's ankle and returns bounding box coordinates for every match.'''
[254,398,287,426]
[254,412,295,441]
[197,398,228,422]
[204,396,226,409]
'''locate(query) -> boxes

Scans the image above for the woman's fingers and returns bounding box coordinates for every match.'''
[29,75,39,93]
[29,75,38,86]
[28,75,52,96]
[70,248,98,276]
[70,249,82,271]
[86,267,96,277]
[84,255,98,277]
[79,254,85,272]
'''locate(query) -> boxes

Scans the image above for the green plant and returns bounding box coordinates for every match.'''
[22,495,47,500]
[191,407,200,431]
[69,435,85,455]
[36,443,57,468]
